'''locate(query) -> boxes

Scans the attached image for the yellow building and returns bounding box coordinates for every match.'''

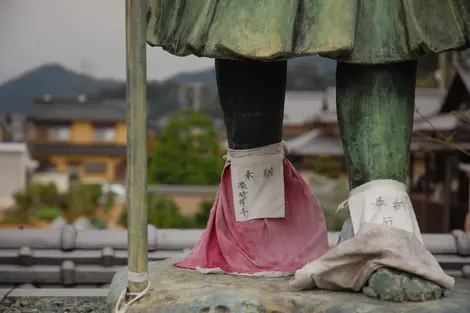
[27,96,156,182]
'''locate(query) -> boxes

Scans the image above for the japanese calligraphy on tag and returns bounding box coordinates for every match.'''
[230,154,285,222]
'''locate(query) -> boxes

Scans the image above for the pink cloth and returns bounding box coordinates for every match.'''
[175,159,329,275]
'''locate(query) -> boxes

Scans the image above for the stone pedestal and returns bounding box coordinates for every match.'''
[107,255,470,313]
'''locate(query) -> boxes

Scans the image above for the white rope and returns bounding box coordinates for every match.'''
[115,271,151,313]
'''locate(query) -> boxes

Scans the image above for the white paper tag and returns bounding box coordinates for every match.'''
[348,184,423,243]
[230,154,285,222]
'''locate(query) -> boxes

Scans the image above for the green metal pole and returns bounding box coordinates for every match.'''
[125,0,148,294]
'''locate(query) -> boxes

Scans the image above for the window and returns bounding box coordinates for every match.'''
[94,127,115,142]
[68,161,81,174]
[47,126,69,141]
[83,162,107,174]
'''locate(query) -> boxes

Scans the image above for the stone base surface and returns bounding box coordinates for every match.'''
[1,297,105,313]
[107,255,470,313]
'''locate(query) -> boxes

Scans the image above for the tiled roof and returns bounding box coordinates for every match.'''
[28,99,127,122]
[286,130,344,156]
[29,143,127,156]
[283,91,324,126]
[282,87,445,129]
[286,126,469,157]
[413,114,459,132]
[0,225,468,287]
[317,88,444,122]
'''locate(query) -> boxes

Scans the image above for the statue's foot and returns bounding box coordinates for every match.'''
[362,268,444,302]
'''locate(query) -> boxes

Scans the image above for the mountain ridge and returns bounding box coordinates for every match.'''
[0,56,336,113]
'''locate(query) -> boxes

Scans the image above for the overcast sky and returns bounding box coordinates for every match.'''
[0,0,214,85]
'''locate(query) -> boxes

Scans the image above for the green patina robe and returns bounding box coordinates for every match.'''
[146,0,470,64]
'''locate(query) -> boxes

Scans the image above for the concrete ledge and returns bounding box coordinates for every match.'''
[107,256,470,313]
[6,288,108,297]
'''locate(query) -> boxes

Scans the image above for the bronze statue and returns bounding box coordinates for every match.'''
[146,0,470,302]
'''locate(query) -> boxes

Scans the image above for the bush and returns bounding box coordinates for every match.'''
[12,189,34,223]
[35,207,63,221]
[5,182,107,226]
[102,191,115,213]
[90,217,107,229]
[1,211,25,224]
[9,183,63,223]
[194,200,213,228]
[65,183,104,221]
[120,195,195,229]
[33,183,61,207]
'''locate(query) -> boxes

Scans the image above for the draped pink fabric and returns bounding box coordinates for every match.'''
[175,159,329,274]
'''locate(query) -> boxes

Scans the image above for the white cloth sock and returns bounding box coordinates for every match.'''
[290,179,454,292]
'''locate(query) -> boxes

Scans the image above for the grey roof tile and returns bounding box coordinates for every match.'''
[286,130,344,156]
[283,91,324,126]
[318,87,443,121]
[29,143,127,156]
[413,114,459,132]
[28,99,127,122]
[0,226,468,285]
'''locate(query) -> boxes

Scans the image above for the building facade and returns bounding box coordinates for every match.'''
[27,96,130,182]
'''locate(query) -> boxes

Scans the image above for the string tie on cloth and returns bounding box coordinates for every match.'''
[223,140,288,161]
[115,271,151,313]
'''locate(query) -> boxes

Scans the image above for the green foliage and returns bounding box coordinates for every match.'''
[324,204,350,232]
[148,109,224,185]
[9,183,62,223]
[6,182,112,225]
[120,195,195,228]
[65,183,102,220]
[416,70,438,88]
[90,217,107,229]
[31,182,61,207]
[312,155,343,178]
[11,189,33,223]
[310,174,350,231]
[194,200,213,228]
[35,207,62,221]
[102,191,116,213]
[1,212,23,225]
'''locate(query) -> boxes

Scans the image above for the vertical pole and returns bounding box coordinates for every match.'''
[125,0,148,294]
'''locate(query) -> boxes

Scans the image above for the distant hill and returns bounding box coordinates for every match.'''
[168,68,216,88]
[0,64,120,112]
[0,56,337,113]
[168,56,337,89]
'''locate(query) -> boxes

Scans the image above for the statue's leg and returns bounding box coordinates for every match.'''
[336,61,444,301]
[215,59,286,149]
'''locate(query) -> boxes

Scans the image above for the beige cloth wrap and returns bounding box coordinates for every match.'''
[290,180,455,291]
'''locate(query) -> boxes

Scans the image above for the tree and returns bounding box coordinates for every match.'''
[119,195,194,229]
[148,109,225,185]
